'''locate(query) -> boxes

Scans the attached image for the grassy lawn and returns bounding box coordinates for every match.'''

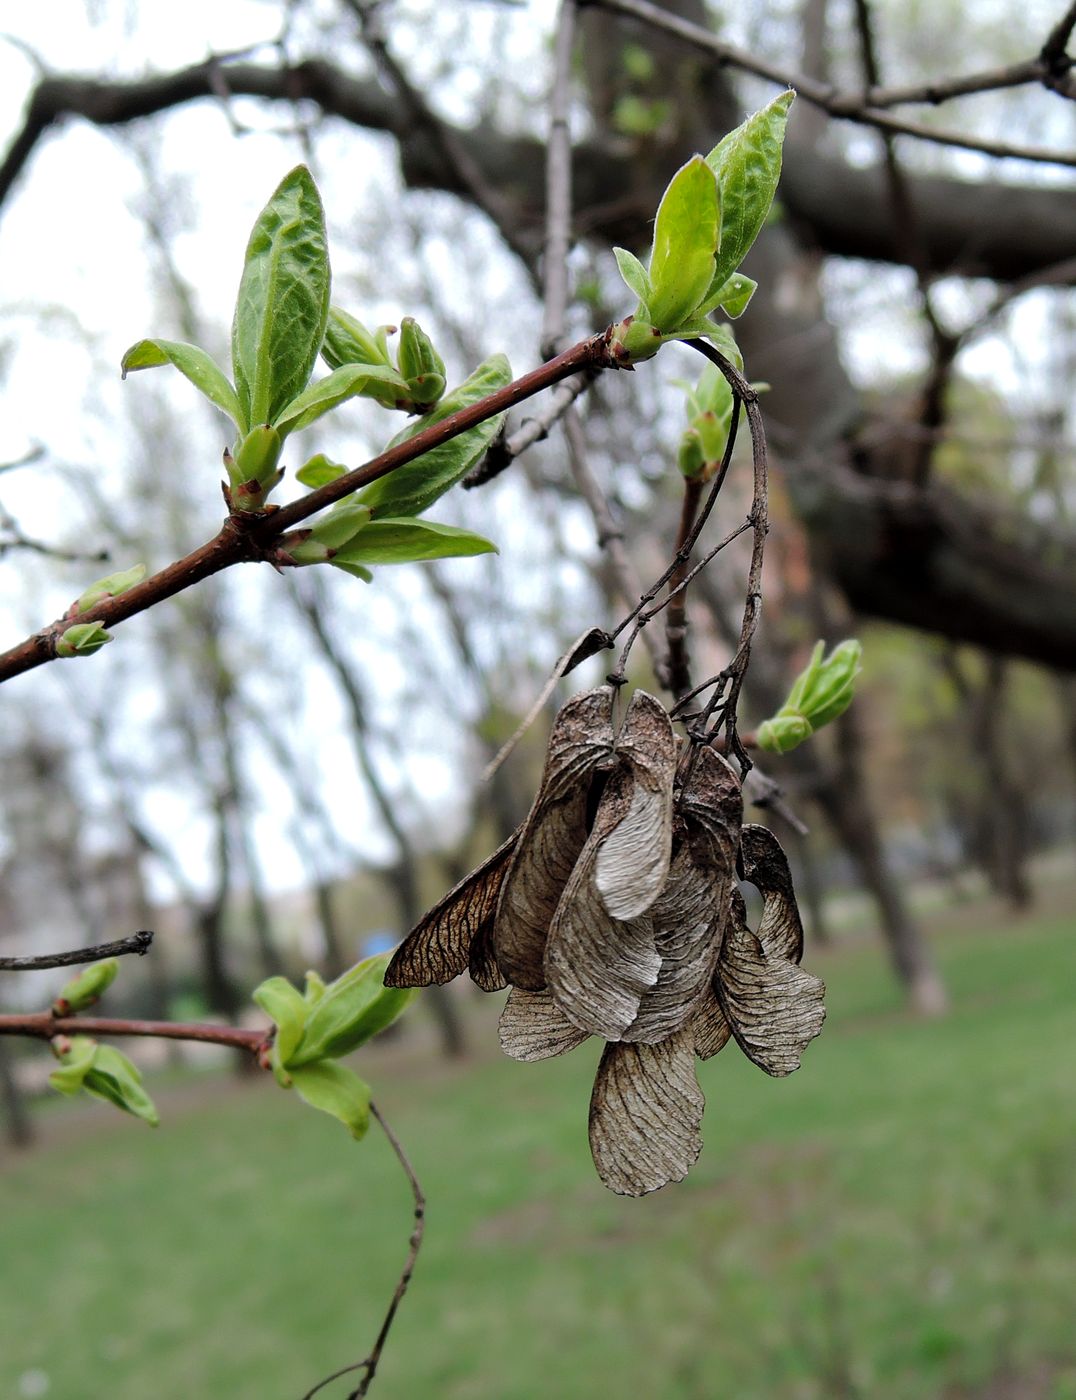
[3,896,1076,1400]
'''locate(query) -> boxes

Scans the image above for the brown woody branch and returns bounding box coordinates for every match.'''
[0,1010,266,1053]
[0,334,614,686]
[586,0,1076,167]
[0,930,154,972]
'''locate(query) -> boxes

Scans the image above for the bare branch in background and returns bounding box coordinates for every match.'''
[0,930,154,972]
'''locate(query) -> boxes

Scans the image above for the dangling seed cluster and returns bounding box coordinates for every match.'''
[386,686,826,1196]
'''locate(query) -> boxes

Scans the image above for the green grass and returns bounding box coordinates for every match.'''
[3,900,1076,1400]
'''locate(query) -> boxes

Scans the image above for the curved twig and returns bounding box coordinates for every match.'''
[300,1102,425,1399]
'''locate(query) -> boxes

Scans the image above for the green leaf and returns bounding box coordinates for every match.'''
[295,454,347,488]
[291,953,415,1065]
[322,307,396,371]
[253,975,309,1068]
[273,362,410,437]
[231,166,331,430]
[646,156,719,330]
[330,561,374,583]
[613,247,652,315]
[304,970,328,1006]
[48,1036,98,1094]
[358,354,512,518]
[706,90,794,288]
[83,1045,160,1127]
[121,339,244,431]
[54,959,119,1014]
[332,518,498,566]
[75,564,146,614]
[696,271,757,320]
[287,1060,372,1140]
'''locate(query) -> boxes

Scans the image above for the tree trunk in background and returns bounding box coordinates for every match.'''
[0,1038,33,1149]
[788,828,833,947]
[822,709,948,1014]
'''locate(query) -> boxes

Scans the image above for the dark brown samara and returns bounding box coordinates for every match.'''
[386,686,825,1196]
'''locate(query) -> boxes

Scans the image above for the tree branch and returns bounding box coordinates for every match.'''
[0,1010,265,1053]
[0,333,614,686]
[0,930,154,972]
[586,0,1076,167]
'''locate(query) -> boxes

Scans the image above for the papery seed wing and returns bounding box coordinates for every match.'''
[544,764,661,1038]
[739,823,804,962]
[621,836,720,1043]
[493,687,615,989]
[498,986,590,1062]
[624,747,743,1043]
[588,1024,704,1196]
[385,829,519,988]
[469,919,509,992]
[716,890,826,1077]
[595,690,676,920]
[689,985,731,1060]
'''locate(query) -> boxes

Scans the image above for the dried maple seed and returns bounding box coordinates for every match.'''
[492,686,616,988]
[385,828,519,988]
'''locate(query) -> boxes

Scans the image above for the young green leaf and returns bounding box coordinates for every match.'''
[330,561,374,582]
[358,354,512,518]
[706,90,794,289]
[287,1060,372,1140]
[273,362,410,437]
[331,518,497,566]
[613,247,652,316]
[647,156,719,330]
[82,1044,160,1127]
[290,953,415,1065]
[231,166,331,430]
[322,307,396,371]
[306,500,373,552]
[696,271,758,320]
[121,339,244,431]
[253,975,309,1068]
[295,454,348,488]
[48,1035,98,1094]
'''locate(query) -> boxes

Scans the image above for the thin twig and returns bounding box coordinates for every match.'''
[0,333,615,686]
[662,476,703,699]
[300,1102,425,1400]
[586,0,1076,168]
[0,1010,266,1053]
[0,930,154,972]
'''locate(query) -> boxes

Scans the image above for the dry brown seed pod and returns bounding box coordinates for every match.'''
[688,985,732,1060]
[492,686,615,989]
[594,690,677,920]
[498,986,589,1062]
[544,761,662,1039]
[739,822,804,962]
[715,889,826,1077]
[588,1023,705,1196]
[624,746,743,1044]
[385,829,519,988]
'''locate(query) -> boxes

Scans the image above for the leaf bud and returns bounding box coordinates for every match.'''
[53,958,120,1015]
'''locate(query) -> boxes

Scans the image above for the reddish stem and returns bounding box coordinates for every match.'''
[0,1011,267,1054]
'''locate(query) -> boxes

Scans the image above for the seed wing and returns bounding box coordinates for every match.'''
[498,986,590,1062]
[588,1025,704,1196]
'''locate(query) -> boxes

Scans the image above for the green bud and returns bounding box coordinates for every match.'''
[303,970,328,1006]
[757,714,813,754]
[74,565,147,615]
[288,953,415,1066]
[397,317,447,410]
[607,316,664,366]
[756,640,863,753]
[56,622,112,658]
[53,958,119,1014]
[49,1034,98,1093]
[678,429,705,479]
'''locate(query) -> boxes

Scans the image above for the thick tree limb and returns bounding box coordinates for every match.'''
[4,59,1076,284]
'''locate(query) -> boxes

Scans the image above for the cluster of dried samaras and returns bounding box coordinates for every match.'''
[386,686,826,1196]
